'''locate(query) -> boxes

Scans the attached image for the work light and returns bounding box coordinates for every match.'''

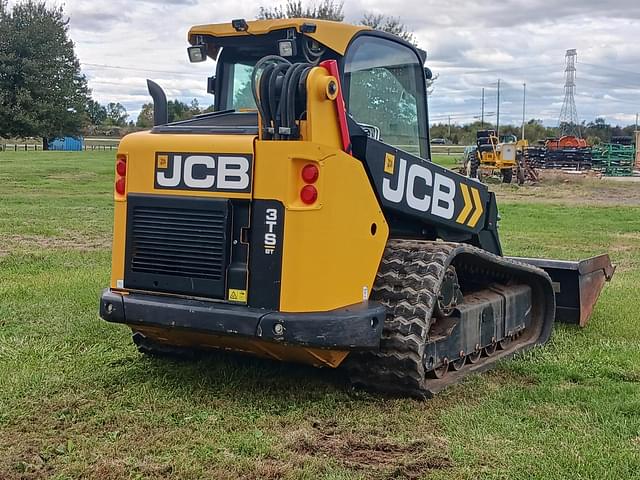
[278,39,297,57]
[232,18,248,32]
[187,45,207,63]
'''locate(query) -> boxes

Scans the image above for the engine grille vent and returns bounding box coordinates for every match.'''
[124,194,229,298]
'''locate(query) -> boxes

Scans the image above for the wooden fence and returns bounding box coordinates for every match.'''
[430,145,466,156]
[1,137,121,152]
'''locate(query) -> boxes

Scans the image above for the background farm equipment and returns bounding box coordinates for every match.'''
[463,132,536,184]
[592,137,636,177]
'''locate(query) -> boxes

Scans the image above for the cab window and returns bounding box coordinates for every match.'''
[344,36,427,156]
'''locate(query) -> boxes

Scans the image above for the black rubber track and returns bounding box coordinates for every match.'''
[345,239,556,399]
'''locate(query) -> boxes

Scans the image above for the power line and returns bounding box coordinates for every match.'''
[429,62,561,75]
[81,62,200,77]
[430,111,496,118]
[579,62,640,77]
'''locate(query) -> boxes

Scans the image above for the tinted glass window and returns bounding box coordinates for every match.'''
[345,36,426,156]
[231,62,256,110]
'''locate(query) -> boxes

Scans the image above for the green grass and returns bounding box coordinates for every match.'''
[1,151,640,479]
[432,153,460,170]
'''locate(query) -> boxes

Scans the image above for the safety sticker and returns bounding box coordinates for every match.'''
[228,289,248,302]
[384,152,395,174]
[157,154,168,169]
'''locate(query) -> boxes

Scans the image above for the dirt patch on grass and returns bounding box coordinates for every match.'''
[289,421,452,479]
[492,170,640,207]
[0,232,110,256]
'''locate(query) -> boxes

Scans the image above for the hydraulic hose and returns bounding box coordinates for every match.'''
[251,55,314,140]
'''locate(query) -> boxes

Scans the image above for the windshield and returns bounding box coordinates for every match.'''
[344,36,427,156]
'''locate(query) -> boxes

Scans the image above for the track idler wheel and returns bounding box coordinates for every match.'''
[498,335,513,350]
[427,356,449,379]
[483,339,497,356]
[450,352,466,371]
[467,345,482,364]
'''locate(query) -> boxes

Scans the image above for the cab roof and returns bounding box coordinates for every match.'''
[188,18,370,56]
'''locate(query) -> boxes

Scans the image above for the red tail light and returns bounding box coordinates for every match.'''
[115,154,127,196]
[116,158,127,176]
[300,185,318,204]
[301,164,319,183]
[115,177,126,195]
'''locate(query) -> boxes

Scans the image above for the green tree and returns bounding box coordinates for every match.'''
[258,0,344,21]
[136,102,154,128]
[86,99,107,126]
[167,100,191,123]
[0,1,89,148]
[137,99,202,127]
[105,102,128,126]
[255,2,436,93]
[189,98,201,116]
[360,13,415,44]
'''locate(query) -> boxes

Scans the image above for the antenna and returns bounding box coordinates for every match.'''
[558,49,580,137]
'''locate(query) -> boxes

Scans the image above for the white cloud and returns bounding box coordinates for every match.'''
[15,0,637,125]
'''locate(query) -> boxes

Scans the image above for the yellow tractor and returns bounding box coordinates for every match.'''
[100,18,613,397]
[464,130,526,184]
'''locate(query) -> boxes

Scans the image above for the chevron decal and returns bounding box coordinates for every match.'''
[456,184,484,228]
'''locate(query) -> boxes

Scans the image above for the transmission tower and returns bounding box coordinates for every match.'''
[558,49,580,137]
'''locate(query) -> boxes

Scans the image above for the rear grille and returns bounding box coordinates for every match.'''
[124,195,229,298]
[131,208,226,279]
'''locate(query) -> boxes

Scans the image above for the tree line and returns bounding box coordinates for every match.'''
[0,0,422,146]
[431,118,638,146]
[87,99,212,130]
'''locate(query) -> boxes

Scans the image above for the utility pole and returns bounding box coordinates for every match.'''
[521,83,526,141]
[496,79,501,138]
[633,113,640,168]
[448,115,451,139]
[481,87,485,127]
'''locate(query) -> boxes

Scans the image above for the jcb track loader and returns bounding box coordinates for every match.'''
[99,19,614,397]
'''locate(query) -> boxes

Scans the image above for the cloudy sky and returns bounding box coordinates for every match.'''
[20,0,640,126]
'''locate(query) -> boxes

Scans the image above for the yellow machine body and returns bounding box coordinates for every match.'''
[188,18,369,57]
[99,18,613,395]
[109,65,387,367]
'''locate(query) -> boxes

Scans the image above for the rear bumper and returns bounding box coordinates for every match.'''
[99,289,386,350]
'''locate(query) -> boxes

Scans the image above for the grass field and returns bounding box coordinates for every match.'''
[1,151,639,479]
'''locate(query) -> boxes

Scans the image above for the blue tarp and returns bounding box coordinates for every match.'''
[48,137,84,151]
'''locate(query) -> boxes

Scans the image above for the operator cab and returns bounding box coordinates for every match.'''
[156,19,431,157]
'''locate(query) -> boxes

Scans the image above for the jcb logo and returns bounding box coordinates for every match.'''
[383,158,456,220]
[155,153,252,192]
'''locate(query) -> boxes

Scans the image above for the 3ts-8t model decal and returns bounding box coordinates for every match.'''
[249,200,284,310]
[366,140,488,233]
[264,208,279,255]
[154,153,252,193]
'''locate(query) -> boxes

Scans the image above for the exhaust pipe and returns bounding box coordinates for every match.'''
[507,254,615,327]
[146,79,168,126]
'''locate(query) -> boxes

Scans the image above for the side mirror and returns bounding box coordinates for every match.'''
[188,44,207,63]
[207,76,216,95]
[424,67,433,81]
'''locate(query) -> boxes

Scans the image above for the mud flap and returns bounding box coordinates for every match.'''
[506,254,615,327]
